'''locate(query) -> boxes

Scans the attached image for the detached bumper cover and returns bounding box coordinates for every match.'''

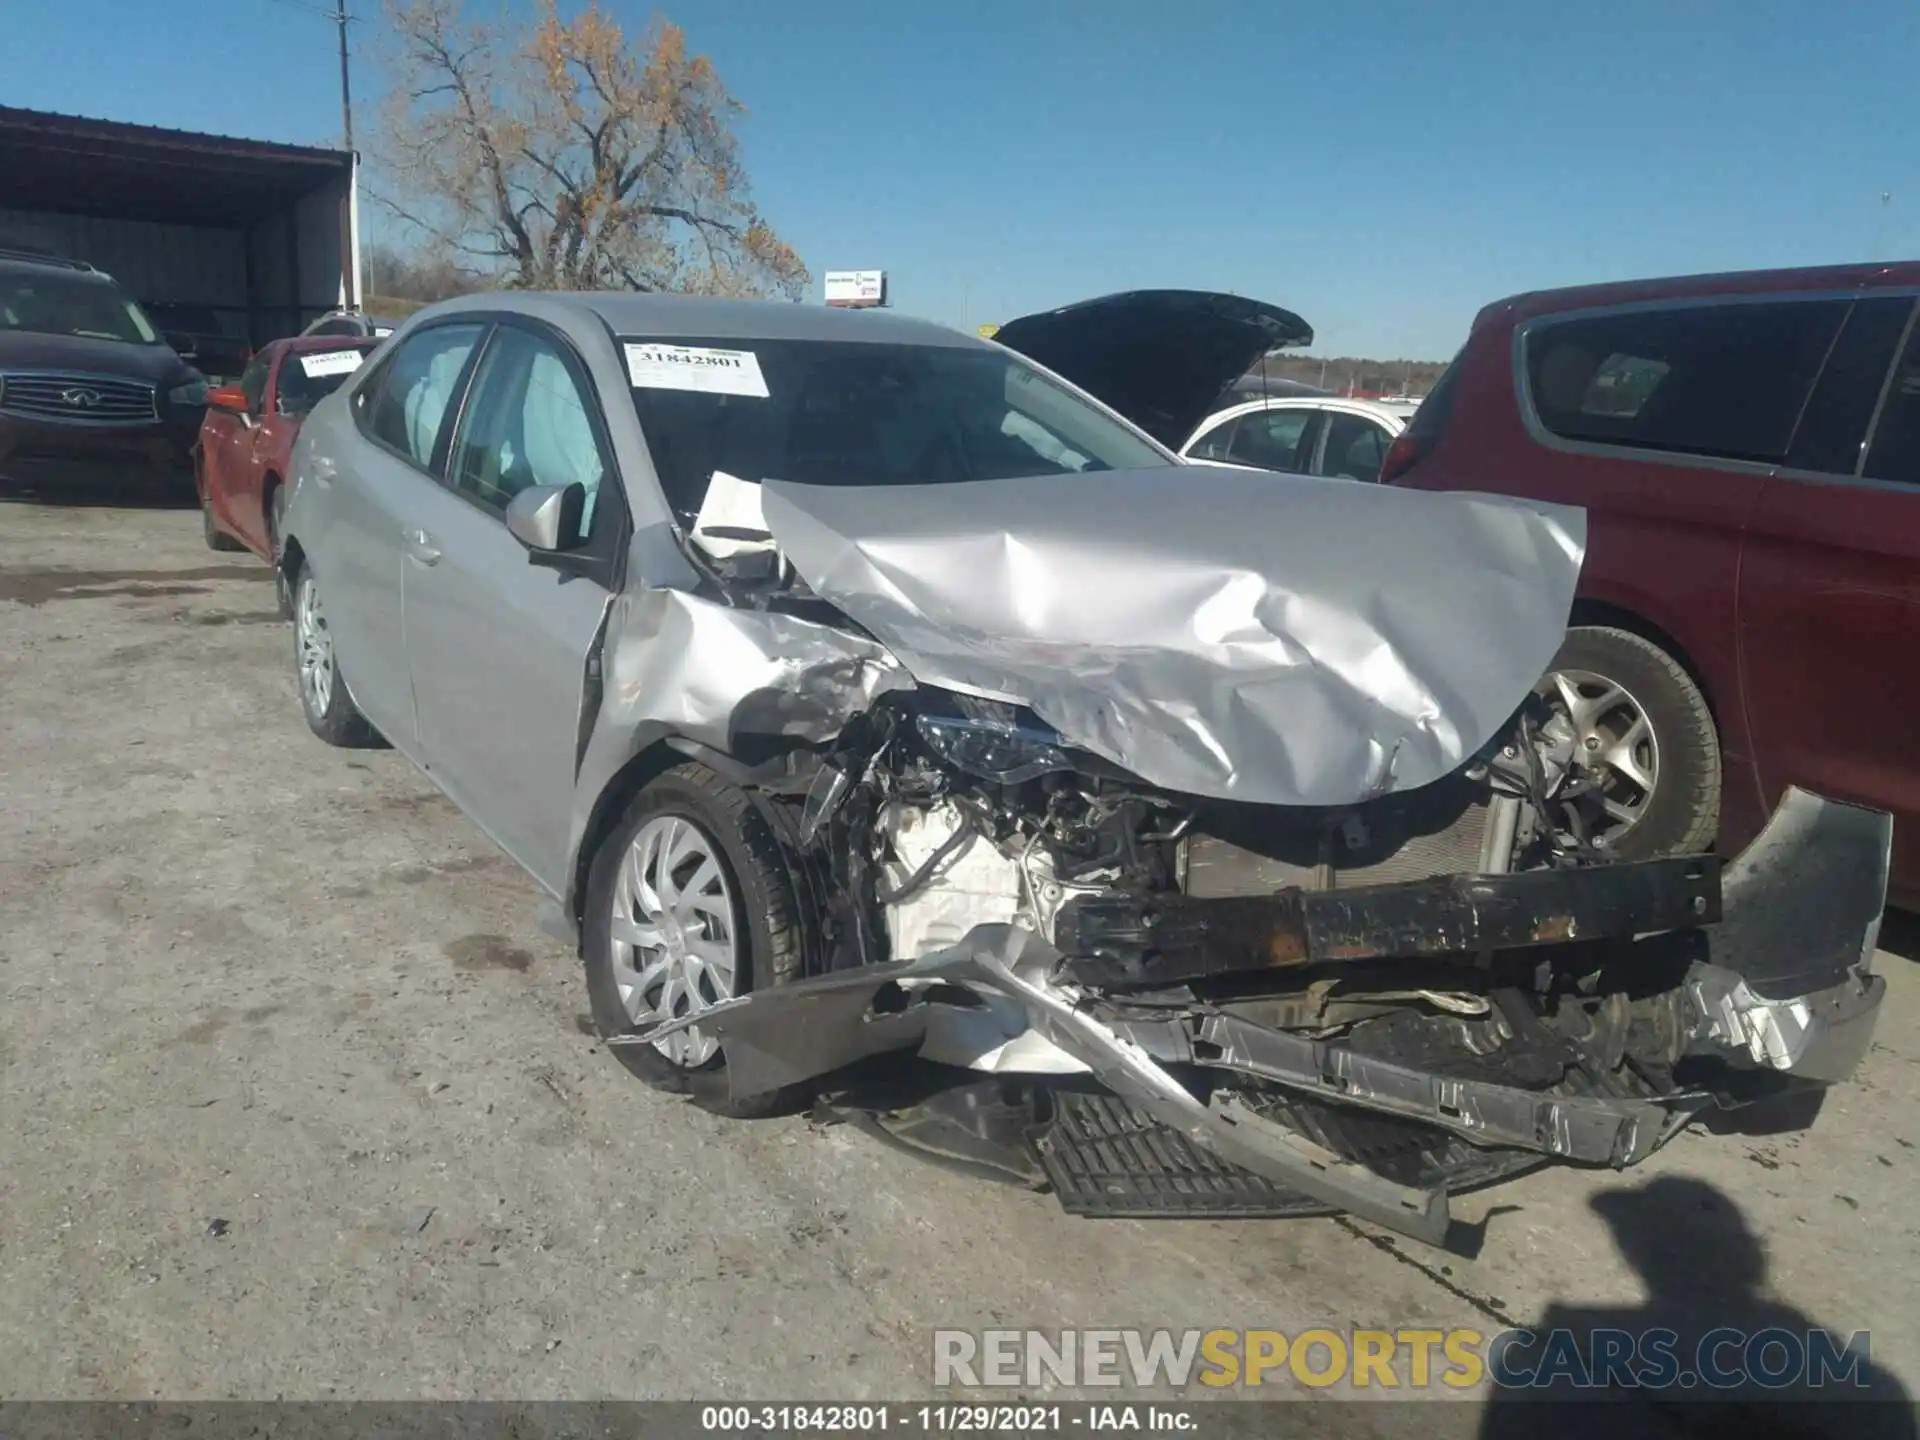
[614,787,1888,1245]
[1680,783,1890,1085]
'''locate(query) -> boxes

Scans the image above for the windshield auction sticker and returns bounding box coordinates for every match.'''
[299,350,366,379]
[624,343,769,398]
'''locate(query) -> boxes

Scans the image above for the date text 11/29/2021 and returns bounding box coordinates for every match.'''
[699,1405,1196,1432]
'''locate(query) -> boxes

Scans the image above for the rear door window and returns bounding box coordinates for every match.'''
[1525,299,1849,463]
[1318,413,1394,482]
[1863,320,1920,487]
[362,323,484,471]
[1225,408,1315,472]
[1187,417,1239,460]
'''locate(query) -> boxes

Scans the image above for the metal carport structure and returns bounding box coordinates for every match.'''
[0,105,360,347]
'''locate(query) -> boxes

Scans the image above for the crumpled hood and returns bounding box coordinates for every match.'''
[761,467,1587,807]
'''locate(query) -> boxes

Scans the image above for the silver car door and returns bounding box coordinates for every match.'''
[401,321,620,895]
[318,321,486,753]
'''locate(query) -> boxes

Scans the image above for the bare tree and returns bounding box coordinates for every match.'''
[373,0,809,297]
[363,242,490,305]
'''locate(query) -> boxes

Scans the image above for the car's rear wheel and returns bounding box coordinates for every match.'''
[198,466,243,552]
[583,762,808,1118]
[1535,625,1720,860]
[292,565,379,748]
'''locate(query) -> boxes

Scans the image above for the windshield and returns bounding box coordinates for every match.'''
[622,336,1170,520]
[0,269,160,345]
[278,345,375,413]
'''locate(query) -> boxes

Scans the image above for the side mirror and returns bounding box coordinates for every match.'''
[166,332,199,357]
[505,482,586,554]
[206,384,250,415]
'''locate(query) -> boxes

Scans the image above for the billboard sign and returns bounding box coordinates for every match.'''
[824,269,887,308]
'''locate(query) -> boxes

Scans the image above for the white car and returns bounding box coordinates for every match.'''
[1180,396,1420,482]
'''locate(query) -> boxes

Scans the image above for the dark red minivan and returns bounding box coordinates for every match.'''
[1382,260,1920,903]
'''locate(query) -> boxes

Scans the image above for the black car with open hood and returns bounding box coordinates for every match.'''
[990,289,1313,450]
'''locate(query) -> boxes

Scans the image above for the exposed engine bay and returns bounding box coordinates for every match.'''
[616,679,1889,1246]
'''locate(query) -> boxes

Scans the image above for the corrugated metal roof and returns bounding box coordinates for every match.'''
[0,106,351,230]
[0,106,349,162]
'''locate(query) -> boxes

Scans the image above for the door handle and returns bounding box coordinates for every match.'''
[404,528,442,565]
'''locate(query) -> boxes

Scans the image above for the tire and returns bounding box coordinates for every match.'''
[291,564,380,748]
[1537,625,1721,860]
[199,471,244,552]
[266,483,292,620]
[583,762,809,1119]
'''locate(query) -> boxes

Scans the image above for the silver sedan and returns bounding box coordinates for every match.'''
[276,289,1889,1246]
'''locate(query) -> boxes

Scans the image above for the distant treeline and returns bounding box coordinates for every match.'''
[1258,353,1451,397]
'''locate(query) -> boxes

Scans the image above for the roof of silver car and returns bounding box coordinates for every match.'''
[429,290,979,349]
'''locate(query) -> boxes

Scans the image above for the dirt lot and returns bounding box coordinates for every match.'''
[2,493,1917,1416]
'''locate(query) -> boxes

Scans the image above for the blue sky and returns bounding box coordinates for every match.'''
[3,0,1914,357]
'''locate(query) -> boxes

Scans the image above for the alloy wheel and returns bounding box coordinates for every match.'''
[608,814,740,1066]
[295,574,335,719]
[1539,667,1659,845]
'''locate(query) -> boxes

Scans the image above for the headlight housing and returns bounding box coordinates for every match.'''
[916,695,1074,784]
[168,379,209,408]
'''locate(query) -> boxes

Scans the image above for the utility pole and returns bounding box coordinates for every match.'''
[336,0,354,152]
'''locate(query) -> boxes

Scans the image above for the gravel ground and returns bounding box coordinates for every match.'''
[2,492,1916,1421]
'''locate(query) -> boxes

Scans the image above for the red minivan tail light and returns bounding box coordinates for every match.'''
[1379,431,1427,484]
[1377,351,1464,484]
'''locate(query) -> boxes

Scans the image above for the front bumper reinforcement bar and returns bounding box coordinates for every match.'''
[613,787,1889,1246]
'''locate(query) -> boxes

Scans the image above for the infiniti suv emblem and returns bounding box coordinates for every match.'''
[61,387,104,409]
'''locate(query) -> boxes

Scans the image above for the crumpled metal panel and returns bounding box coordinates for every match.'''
[762,468,1587,806]
[1683,784,1891,1082]
[563,583,913,891]
[598,585,911,751]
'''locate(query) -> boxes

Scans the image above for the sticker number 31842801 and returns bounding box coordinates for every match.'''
[623,343,769,398]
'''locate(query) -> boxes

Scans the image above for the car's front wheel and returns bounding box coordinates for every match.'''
[292,565,379,748]
[583,762,808,1118]
[1535,625,1721,860]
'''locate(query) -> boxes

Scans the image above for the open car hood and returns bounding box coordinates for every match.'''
[990,290,1313,449]
[761,467,1587,808]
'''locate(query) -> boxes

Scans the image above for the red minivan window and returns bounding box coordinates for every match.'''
[1522,300,1848,464]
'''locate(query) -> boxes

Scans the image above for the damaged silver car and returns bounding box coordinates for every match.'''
[278,289,1889,1245]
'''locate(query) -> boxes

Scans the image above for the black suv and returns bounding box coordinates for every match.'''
[0,248,209,494]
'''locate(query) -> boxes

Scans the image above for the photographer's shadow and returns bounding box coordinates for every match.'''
[1479,1174,1914,1439]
